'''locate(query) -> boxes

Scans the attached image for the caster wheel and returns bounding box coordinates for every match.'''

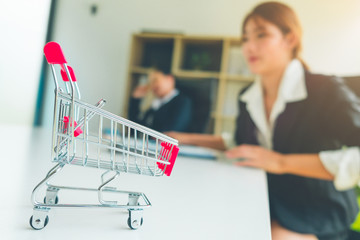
[29,215,49,230]
[127,216,143,230]
[44,196,59,204]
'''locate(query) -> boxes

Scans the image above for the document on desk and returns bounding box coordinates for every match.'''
[176,144,249,163]
[107,136,246,162]
[108,134,217,160]
[104,130,241,161]
[177,144,219,160]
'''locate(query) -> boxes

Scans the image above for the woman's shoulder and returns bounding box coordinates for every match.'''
[305,71,357,102]
[305,71,344,87]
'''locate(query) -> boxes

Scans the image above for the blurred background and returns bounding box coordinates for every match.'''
[1,0,360,131]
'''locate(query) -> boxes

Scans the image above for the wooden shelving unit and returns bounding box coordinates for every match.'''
[124,32,254,135]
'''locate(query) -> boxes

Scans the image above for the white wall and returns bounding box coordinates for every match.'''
[0,0,51,125]
[286,0,360,76]
[24,0,360,126]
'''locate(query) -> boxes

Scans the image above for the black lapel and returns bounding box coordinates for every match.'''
[236,102,259,145]
[273,100,306,152]
[273,71,314,152]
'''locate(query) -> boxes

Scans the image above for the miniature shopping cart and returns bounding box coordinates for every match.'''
[30,42,179,230]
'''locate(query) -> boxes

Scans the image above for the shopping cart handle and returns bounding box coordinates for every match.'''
[157,142,179,176]
[44,42,67,65]
[61,66,77,82]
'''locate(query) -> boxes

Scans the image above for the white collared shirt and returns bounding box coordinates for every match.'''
[240,59,307,149]
[320,147,360,190]
[228,59,360,191]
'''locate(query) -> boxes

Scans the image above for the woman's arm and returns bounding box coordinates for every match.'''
[282,154,334,180]
[226,144,334,180]
[164,131,227,151]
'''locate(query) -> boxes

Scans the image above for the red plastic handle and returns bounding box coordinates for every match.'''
[61,66,77,82]
[157,142,179,176]
[44,42,67,65]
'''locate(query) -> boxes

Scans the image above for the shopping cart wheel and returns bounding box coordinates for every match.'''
[127,216,143,230]
[44,196,59,204]
[29,215,49,230]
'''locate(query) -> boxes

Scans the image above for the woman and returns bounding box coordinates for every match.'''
[167,2,360,239]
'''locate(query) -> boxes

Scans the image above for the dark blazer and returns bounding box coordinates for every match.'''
[128,92,192,132]
[235,71,360,237]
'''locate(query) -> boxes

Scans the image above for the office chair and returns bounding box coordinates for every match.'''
[175,78,217,133]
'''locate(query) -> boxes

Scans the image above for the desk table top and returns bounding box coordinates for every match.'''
[0,125,271,240]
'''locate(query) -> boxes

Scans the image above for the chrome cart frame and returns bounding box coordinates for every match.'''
[30,42,179,230]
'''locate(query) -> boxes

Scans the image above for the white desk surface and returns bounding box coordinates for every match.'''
[0,125,271,240]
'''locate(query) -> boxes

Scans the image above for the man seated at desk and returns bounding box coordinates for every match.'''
[128,70,192,133]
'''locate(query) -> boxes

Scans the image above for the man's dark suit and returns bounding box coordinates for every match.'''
[128,92,192,132]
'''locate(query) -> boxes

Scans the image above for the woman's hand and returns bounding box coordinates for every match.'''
[164,132,227,150]
[164,131,190,144]
[225,144,285,174]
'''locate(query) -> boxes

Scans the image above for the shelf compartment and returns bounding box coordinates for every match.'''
[132,36,174,73]
[178,39,223,72]
[126,33,256,135]
[226,42,252,76]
